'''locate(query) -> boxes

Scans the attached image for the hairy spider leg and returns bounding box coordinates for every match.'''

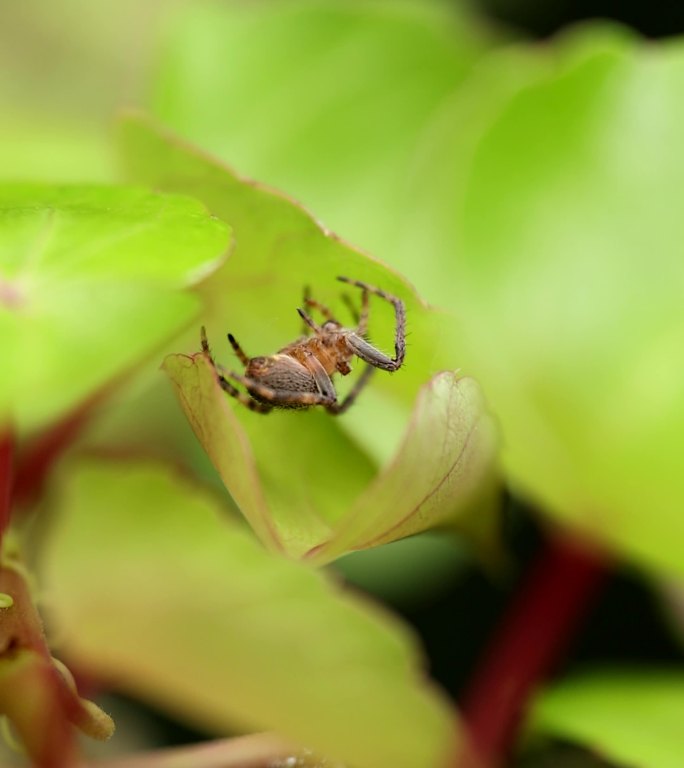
[357,288,370,335]
[301,285,312,335]
[200,327,273,413]
[227,333,250,367]
[326,364,376,415]
[200,325,212,355]
[297,307,323,335]
[340,289,369,333]
[337,277,405,370]
[340,292,360,325]
[303,284,366,332]
[304,296,338,323]
[223,368,337,409]
[303,352,337,400]
[300,286,339,333]
[214,371,274,413]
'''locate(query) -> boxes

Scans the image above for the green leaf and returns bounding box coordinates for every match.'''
[43,459,458,768]
[0,183,229,433]
[308,374,499,565]
[119,114,499,560]
[150,0,491,273]
[0,184,227,281]
[162,352,374,557]
[429,27,684,577]
[530,669,684,768]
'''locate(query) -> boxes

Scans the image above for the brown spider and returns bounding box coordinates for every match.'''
[200,276,406,415]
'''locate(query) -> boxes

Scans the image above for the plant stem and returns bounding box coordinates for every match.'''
[0,430,13,543]
[459,533,608,767]
[14,399,93,506]
[0,564,79,768]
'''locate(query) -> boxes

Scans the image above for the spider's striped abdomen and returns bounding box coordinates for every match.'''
[245,354,318,404]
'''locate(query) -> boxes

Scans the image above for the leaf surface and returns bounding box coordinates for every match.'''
[165,350,497,560]
[121,115,499,560]
[531,669,684,768]
[44,459,458,768]
[150,0,491,280]
[423,27,684,576]
[0,183,228,433]
[310,374,499,564]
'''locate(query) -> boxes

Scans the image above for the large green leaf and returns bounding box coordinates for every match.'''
[151,0,491,281]
[0,183,228,433]
[530,669,684,768]
[424,27,684,577]
[43,459,457,768]
[119,115,499,560]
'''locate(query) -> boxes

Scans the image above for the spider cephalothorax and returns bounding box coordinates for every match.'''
[201,276,406,415]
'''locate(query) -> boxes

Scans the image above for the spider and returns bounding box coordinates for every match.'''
[200,276,406,415]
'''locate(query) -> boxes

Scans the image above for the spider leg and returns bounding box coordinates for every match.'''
[340,290,368,332]
[303,352,337,400]
[340,292,360,325]
[227,333,250,367]
[326,365,376,415]
[200,325,212,356]
[357,289,369,336]
[336,277,405,370]
[346,334,403,372]
[225,369,336,408]
[302,285,312,335]
[200,328,272,413]
[297,307,323,335]
[215,371,274,414]
[304,296,339,324]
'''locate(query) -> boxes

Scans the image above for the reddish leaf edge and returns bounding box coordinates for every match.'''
[14,305,204,507]
[0,430,13,544]
[162,350,284,553]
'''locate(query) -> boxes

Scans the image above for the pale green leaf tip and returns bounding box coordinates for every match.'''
[77,699,116,742]
[0,594,14,609]
[52,656,116,741]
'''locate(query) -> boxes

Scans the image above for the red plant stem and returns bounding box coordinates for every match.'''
[14,398,95,507]
[0,564,79,768]
[14,315,202,507]
[0,429,13,542]
[458,534,609,767]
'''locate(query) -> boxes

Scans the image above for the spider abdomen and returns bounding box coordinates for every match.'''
[245,354,318,407]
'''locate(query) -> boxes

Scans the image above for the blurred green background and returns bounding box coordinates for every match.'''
[3,1,684,766]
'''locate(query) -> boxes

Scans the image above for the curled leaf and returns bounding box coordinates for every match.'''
[310,373,498,565]
[164,351,497,562]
